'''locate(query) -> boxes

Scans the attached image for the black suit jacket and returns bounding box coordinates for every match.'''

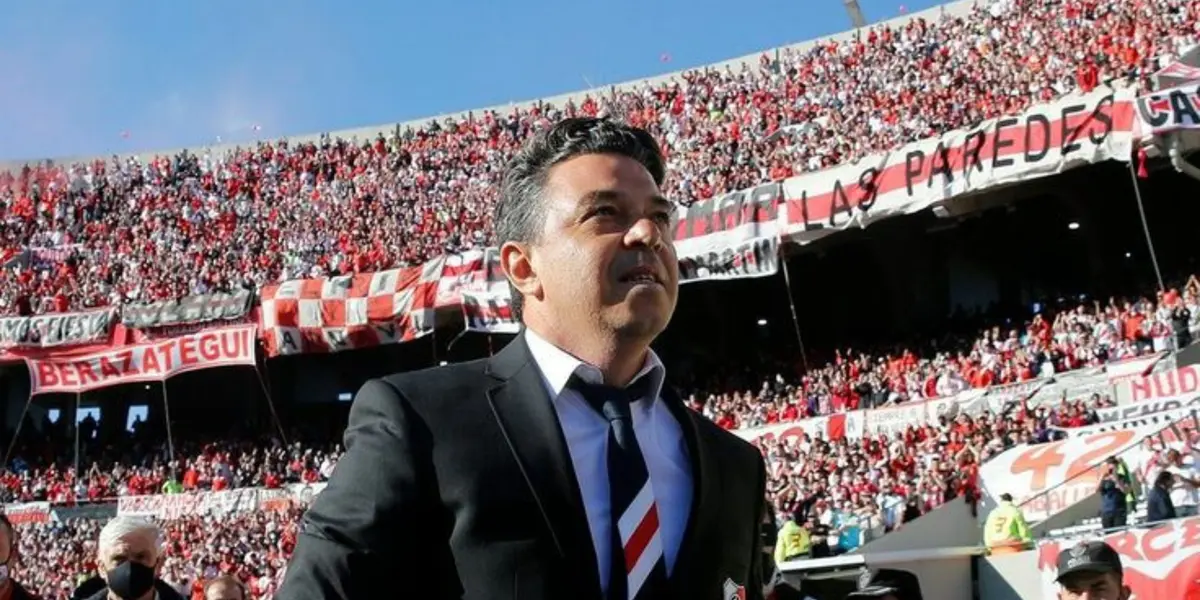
[277,334,767,600]
[79,579,186,600]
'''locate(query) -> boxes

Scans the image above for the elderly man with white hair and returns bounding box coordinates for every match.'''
[75,516,186,600]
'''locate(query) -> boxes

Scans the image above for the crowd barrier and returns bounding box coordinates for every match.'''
[0,482,327,525]
[734,352,1165,445]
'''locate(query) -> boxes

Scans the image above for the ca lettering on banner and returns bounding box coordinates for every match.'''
[1136,82,1200,136]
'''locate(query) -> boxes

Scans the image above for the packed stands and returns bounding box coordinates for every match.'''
[1,0,1199,598]
[0,0,1194,315]
[699,277,1199,429]
[0,434,341,505]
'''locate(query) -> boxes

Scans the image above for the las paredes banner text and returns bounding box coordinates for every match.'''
[779,87,1136,245]
[649,87,1135,281]
[1039,517,1200,600]
[27,325,258,394]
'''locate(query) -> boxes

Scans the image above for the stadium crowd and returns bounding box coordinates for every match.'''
[0,0,1195,315]
[698,279,1196,429]
[0,434,341,505]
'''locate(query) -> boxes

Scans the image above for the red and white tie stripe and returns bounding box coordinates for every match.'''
[617,481,664,599]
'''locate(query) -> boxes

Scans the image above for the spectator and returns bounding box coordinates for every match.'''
[1152,448,1200,518]
[1146,470,1177,523]
[78,516,185,600]
[1098,458,1130,530]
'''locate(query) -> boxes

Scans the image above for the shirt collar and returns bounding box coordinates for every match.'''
[524,328,666,402]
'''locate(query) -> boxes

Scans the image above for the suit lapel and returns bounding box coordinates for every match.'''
[485,335,603,599]
[661,386,721,593]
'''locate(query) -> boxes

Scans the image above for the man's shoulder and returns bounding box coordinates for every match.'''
[374,357,494,401]
[681,403,762,468]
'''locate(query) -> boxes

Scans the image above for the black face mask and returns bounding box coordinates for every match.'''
[106,561,156,600]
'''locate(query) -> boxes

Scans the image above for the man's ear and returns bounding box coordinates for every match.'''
[500,241,541,301]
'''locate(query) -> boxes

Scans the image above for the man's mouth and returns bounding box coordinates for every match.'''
[619,266,662,285]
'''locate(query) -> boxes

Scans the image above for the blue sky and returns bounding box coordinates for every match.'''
[0,0,944,161]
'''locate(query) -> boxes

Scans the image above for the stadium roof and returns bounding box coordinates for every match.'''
[0,0,976,171]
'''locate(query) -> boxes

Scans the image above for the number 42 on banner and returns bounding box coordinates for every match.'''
[1010,430,1134,493]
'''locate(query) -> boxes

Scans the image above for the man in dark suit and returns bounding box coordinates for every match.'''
[278,117,767,600]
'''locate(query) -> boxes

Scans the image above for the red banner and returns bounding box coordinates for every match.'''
[26,325,257,394]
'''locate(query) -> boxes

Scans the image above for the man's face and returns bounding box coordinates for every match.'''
[509,153,678,342]
[1058,571,1130,600]
[99,531,160,576]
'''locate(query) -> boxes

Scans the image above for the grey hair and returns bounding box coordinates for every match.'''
[98,515,164,558]
[495,117,666,321]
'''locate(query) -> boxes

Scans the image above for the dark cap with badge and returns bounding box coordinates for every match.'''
[846,568,924,600]
[1056,540,1123,582]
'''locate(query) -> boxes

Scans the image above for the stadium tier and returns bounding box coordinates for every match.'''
[2,0,1200,598]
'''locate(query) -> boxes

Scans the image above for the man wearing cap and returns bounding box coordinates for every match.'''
[1055,541,1130,600]
[845,569,923,600]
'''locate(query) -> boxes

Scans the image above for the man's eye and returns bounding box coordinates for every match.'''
[652,213,672,225]
[592,206,618,217]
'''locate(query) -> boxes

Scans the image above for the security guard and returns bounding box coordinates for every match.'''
[774,510,812,565]
[984,493,1032,549]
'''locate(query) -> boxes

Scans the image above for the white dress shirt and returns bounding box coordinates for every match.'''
[524,330,693,591]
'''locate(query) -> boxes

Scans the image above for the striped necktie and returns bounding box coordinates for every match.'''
[571,375,669,600]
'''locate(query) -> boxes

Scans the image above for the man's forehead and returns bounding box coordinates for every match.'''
[105,532,155,555]
[544,154,659,197]
[578,189,672,210]
[1061,570,1115,588]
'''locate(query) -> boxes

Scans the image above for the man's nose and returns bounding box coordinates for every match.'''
[624,217,665,249]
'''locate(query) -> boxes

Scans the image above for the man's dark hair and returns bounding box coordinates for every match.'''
[1155,469,1174,488]
[494,117,666,321]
